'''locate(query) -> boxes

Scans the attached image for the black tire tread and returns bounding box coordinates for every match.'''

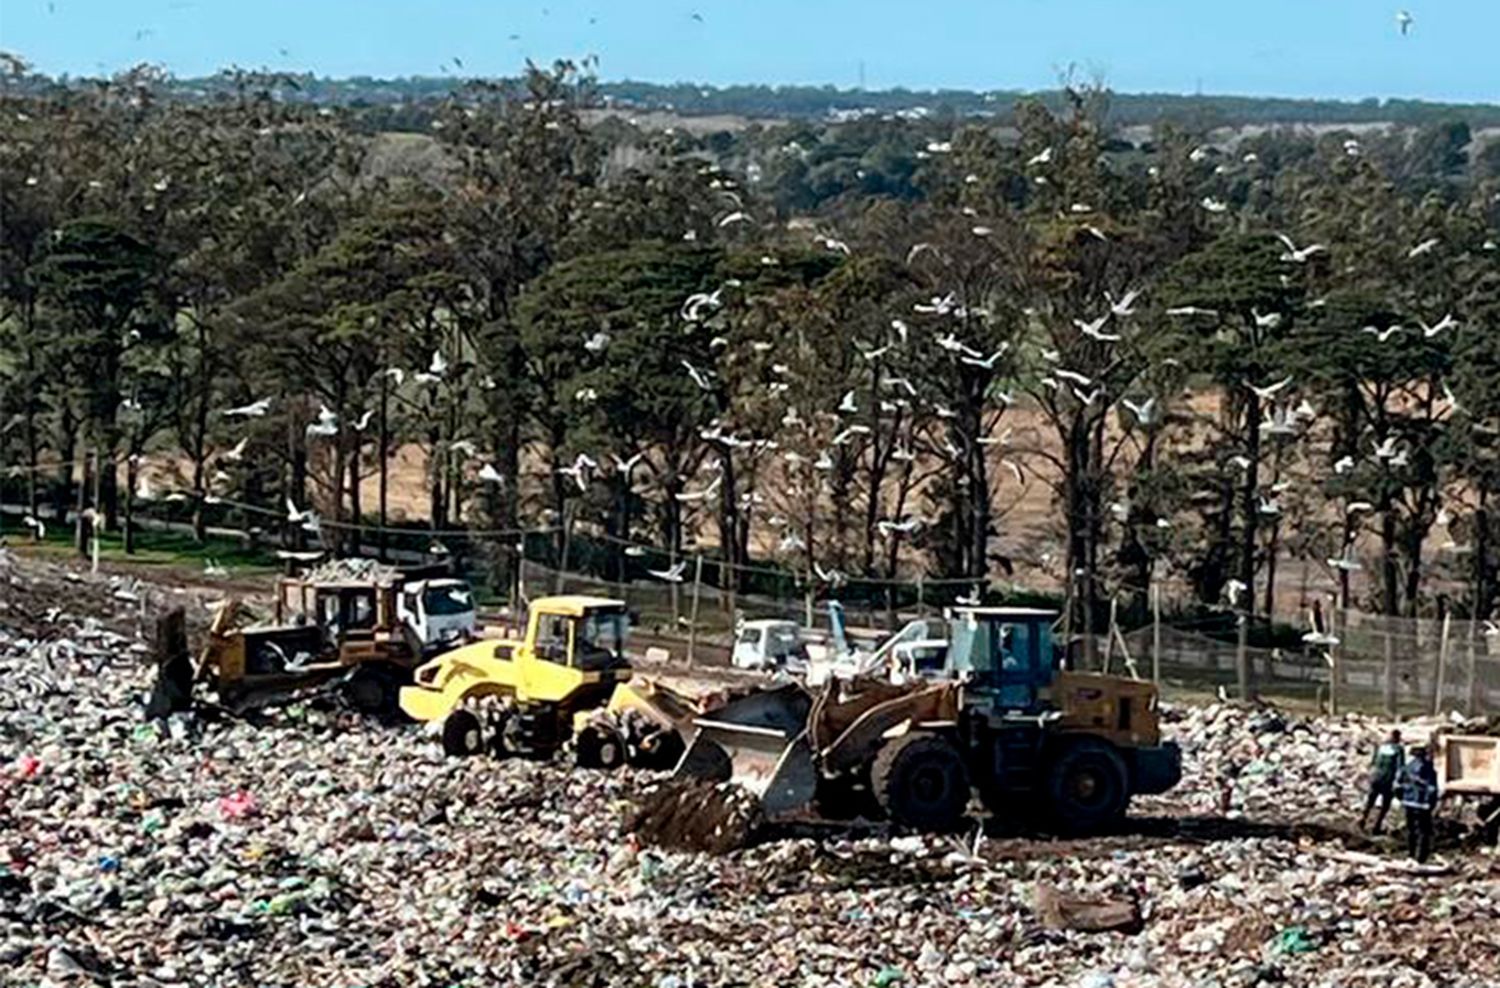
[871,732,969,832]
[442,709,484,758]
[1045,738,1129,834]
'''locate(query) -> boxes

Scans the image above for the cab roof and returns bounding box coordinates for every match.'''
[532,594,628,616]
[947,606,1059,620]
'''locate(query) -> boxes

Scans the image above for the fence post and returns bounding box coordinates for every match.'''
[1151,581,1162,686]
[1236,611,1251,701]
[1062,572,1075,670]
[1433,609,1452,716]
[686,554,704,667]
[1102,596,1118,675]
[916,576,925,618]
[1383,621,1396,717]
[1327,593,1339,717]
[669,546,680,626]
[1465,619,1480,717]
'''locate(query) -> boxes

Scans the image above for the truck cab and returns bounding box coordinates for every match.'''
[732,619,810,672]
[398,578,477,653]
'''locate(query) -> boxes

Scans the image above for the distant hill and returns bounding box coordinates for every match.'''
[7,69,1500,129]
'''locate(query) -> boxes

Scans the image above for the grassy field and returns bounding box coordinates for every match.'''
[3,520,282,577]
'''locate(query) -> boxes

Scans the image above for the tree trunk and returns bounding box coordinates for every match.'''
[498,416,522,595]
[717,449,741,595]
[1239,392,1261,615]
[428,419,445,532]
[289,419,308,553]
[347,433,361,557]
[1380,509,1399,616]
[53,407,76,524]
[23,405,39,518]
[1235,390,1263,699]
[74,444,93,556]
[123,454,137,555]
[1475,493,1493,620]
[378,380,390,561]
[550,457,569,563]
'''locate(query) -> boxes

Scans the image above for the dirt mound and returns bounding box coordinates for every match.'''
[627,779,765,855]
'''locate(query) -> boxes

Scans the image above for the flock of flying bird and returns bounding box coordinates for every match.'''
[23,99,1483,611]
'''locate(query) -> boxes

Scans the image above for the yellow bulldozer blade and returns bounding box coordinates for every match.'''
[674,683,820,817]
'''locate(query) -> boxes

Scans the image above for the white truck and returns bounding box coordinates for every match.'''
[732,619,810,672]
[278,560,478,656]
[397,577,478,651]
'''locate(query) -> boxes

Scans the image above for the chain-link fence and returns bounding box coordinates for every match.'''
[8,492,1499,717]
[1123,617,1500,715]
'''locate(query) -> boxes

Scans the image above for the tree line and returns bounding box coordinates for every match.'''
[1,63,1498,669]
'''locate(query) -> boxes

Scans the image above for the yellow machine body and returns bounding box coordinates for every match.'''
[399,595,630,723]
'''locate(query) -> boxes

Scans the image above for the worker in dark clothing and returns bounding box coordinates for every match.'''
[1398,744,1440,863]
[1360,729,1404,834]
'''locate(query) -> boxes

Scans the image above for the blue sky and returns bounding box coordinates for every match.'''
[1,0,1496,102]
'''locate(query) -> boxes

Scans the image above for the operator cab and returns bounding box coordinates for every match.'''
[944,607,1057,713]
[530,597,631,672]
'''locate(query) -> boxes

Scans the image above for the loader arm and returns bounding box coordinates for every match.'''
[398,639,522,722]
[816,681,962,774]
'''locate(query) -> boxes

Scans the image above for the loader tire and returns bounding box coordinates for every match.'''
[442,710,485,758]
[576,726,627,771]
[1046,739,1129,834]
[872,733,970,833]
[345,666,397,716]
[630,729,685,771]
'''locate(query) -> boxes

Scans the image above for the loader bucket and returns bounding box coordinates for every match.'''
[674,684,820,818]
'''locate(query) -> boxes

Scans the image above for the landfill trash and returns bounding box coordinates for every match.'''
[1035,884,1144,934]
[3,548,1500,987]
[628,778,765,854]
[219,789,259,820]
[1270,925,1322,955]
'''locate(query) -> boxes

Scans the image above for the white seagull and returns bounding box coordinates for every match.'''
[1075,314,1121,342]
[961,347,1009,370]
[222,398,271,418]
[1248,376,1294,401]
[1107,288,1142,317]
[681,360,716,391]
[1361,324,1404,343]
[305,404,339,437]
[1407,237,1439,259]
[649,560,688,583]
[1122,397,1158,425]
[1276,234,1326,264]
[1419,313,1458,338]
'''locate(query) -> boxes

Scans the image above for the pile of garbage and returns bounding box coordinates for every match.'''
[3,551,1498,987]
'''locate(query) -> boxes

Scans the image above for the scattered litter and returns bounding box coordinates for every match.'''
[1,550,1498,986]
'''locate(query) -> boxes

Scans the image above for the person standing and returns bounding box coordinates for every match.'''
[1360,729,1404,834]
[1399,744,1439,863]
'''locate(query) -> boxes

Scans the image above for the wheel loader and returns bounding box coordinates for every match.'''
[398,594,699,768]
[676,606,1182,834]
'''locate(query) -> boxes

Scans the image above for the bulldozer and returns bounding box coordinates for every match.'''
[398,594,699,768]
[167,560,476,715]
[676,606,1182,834]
